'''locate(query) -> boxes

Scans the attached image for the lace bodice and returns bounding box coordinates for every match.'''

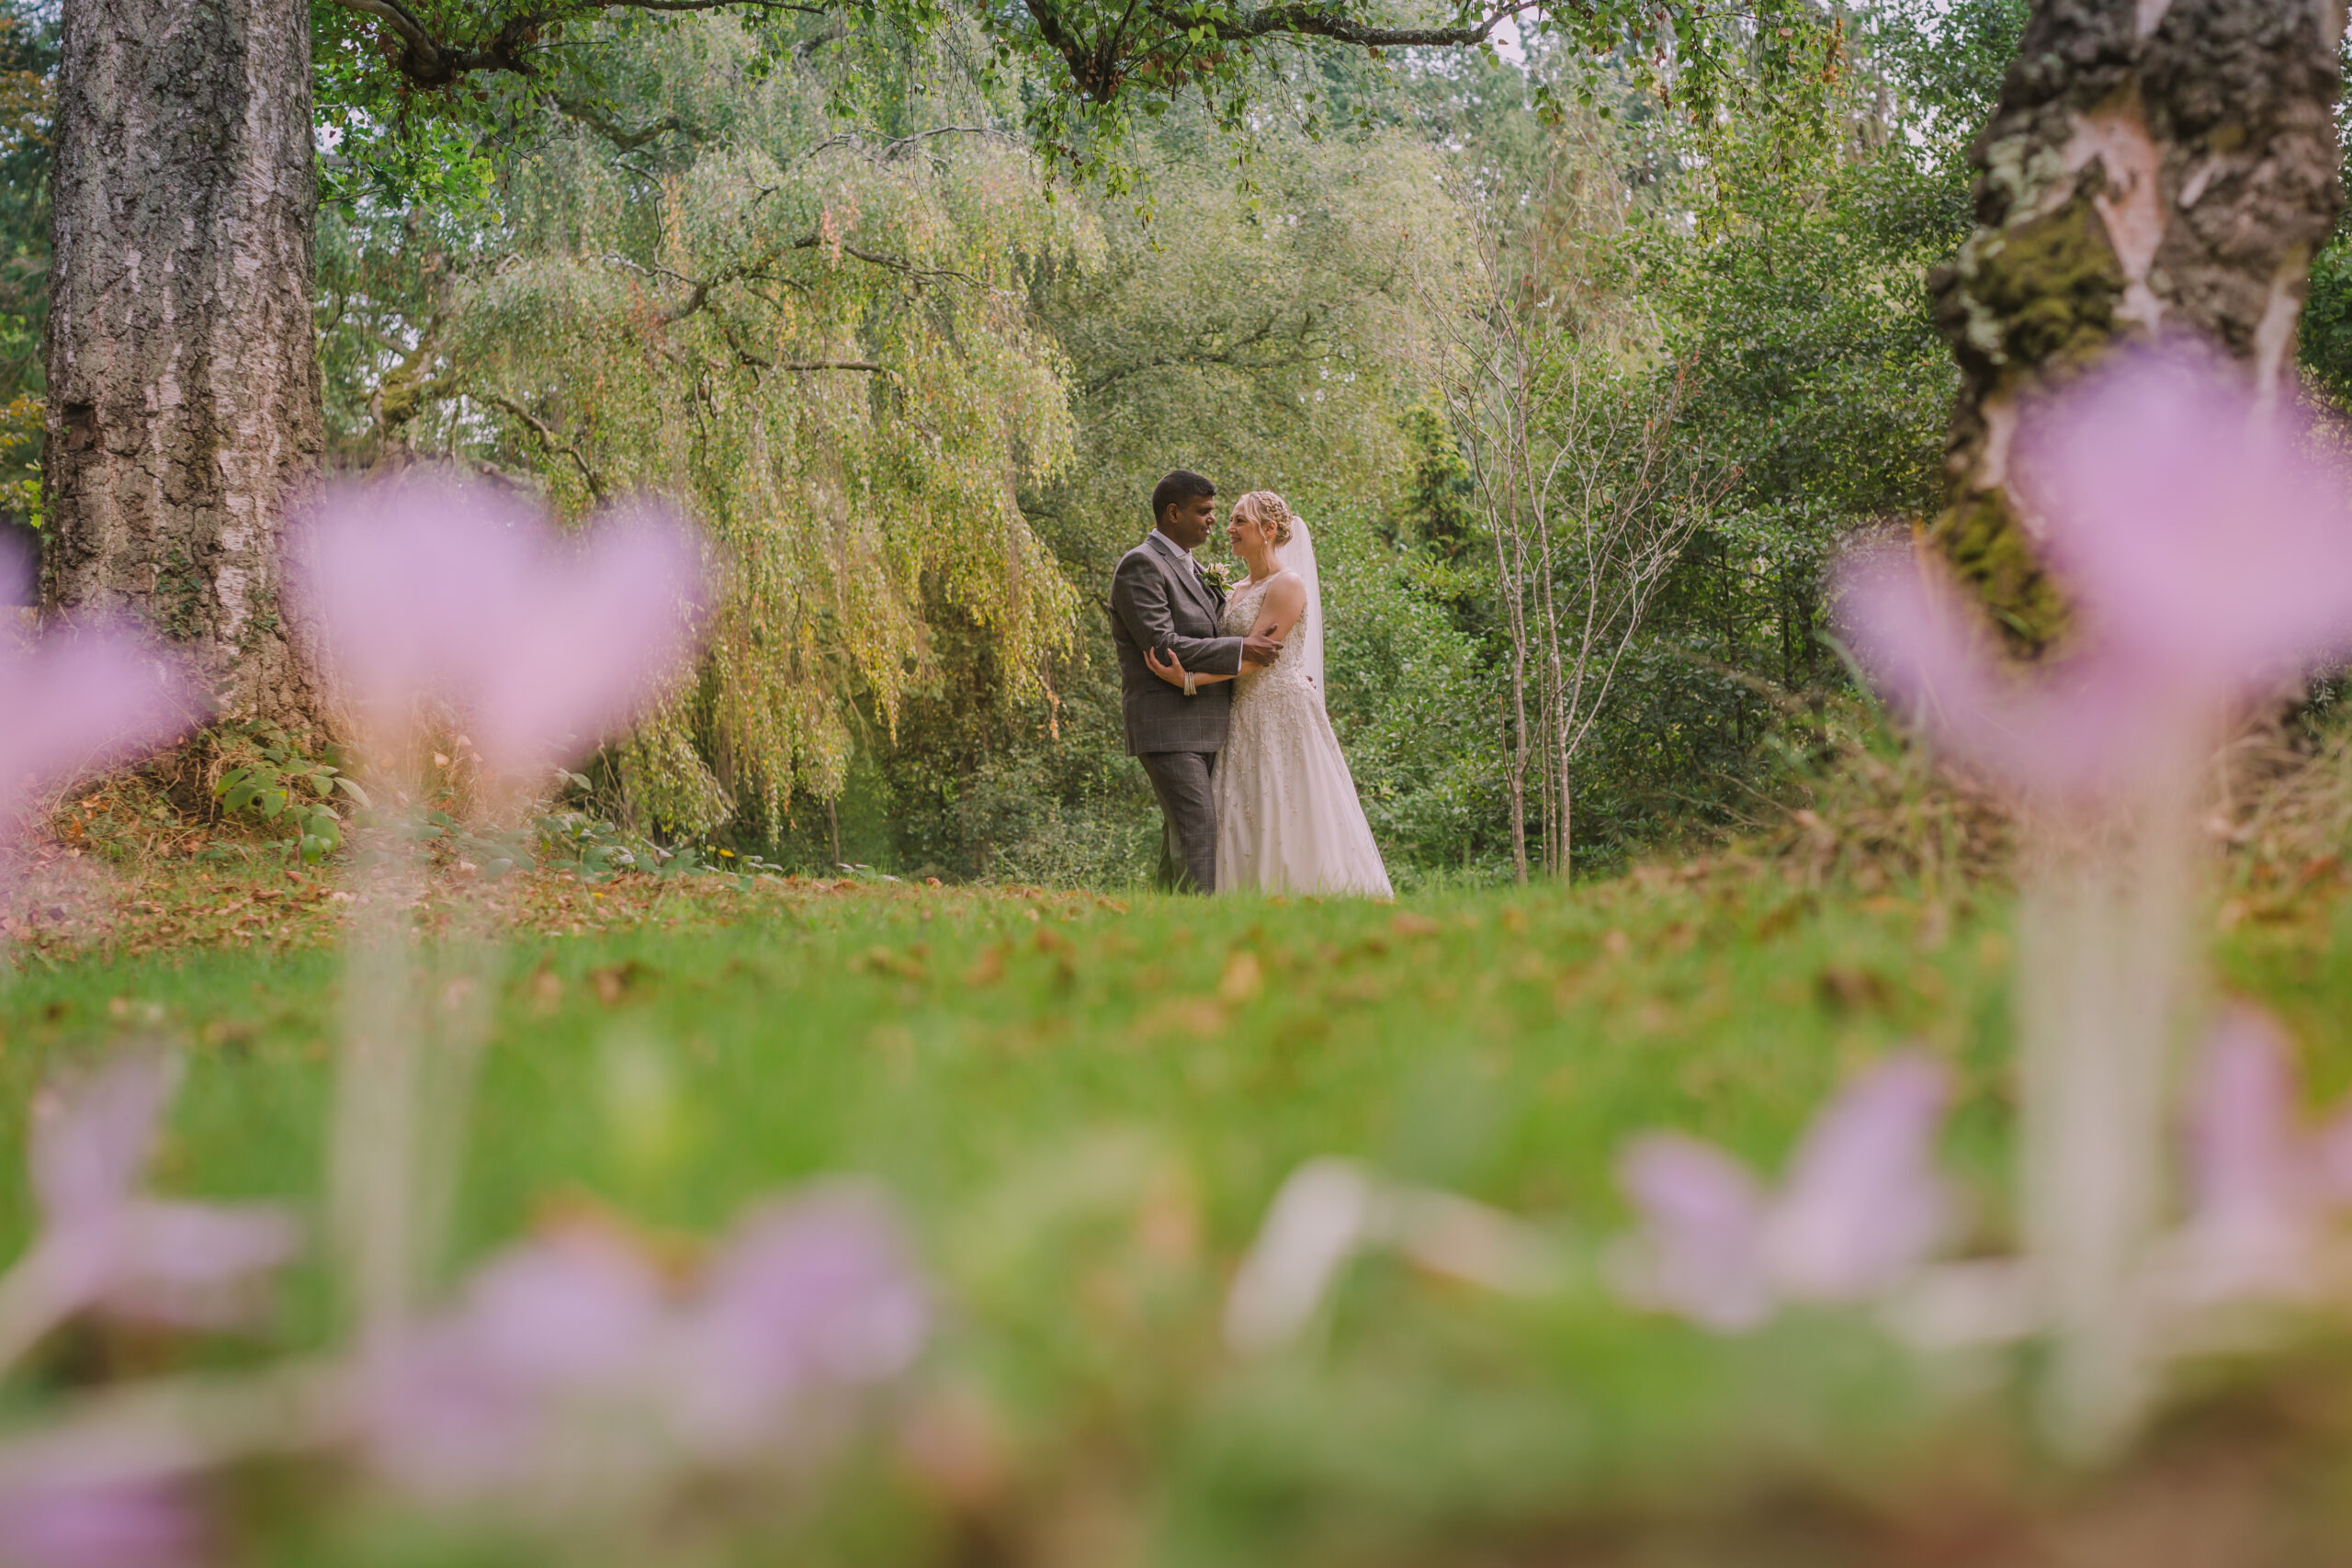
[1221,576,1319,700]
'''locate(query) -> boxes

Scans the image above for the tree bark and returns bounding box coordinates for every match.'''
[45,0,322,727]
[1928,0,2346,645]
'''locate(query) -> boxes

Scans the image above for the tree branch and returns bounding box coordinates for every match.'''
[1197,0,1533,50]
[548,93,688,151]
[660,275,718,323]
[334,0,441,61]
[1023,0,1533,100]
[331,0,841,88]
[789,234,978,285]
[739,354,893,374]
[800,125,1012,164]
[480,393,609,503]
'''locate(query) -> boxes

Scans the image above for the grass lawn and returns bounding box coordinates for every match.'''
[5,859,2352,1563]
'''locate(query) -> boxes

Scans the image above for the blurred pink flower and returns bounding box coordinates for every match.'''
[2016,358,2352,685]
[293,479,707,777]
[360,1225,669,1498]
[0,1476,203,1568]
[670,1190,931,1454]
[1836,355,2352,803]
[1613,1136,1771,1330]
[2,1056,299,1357]
[1836,545,2176,801]
[1613,1054,1951,1331]
[0,632,189,838]
[2169,1005,2352,1303]
[2178,1006,2318,1297]
[361,1186,926,1501]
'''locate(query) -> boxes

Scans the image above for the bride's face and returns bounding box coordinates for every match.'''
[1227,509,1269,560]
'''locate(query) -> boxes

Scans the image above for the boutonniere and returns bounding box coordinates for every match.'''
[1198,559,1235,593]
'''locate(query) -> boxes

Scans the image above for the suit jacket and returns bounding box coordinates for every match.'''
[1107,533,1246,755]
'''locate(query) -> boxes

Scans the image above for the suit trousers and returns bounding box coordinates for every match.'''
[1139,750,1218,895]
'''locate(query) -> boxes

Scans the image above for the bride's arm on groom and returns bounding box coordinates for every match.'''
[1144,573,1306,690]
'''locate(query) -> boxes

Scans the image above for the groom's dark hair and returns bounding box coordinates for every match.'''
[1151,469,1215,526]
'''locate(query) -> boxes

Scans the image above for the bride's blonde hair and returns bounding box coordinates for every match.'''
[1232,491,1295,547]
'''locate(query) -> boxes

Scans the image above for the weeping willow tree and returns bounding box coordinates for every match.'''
[415,23,1090,837]
[1036,109,1468,556]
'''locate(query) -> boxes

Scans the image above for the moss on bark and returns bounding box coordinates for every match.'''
[1925,0,2343,653]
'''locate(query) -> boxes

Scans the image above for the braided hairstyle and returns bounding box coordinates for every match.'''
[1232,490,1295,547]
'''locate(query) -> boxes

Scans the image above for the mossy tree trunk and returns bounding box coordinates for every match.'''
[1928,0,2346,644]
[44,0,324,728]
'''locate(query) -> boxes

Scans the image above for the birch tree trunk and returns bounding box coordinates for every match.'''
[44,0,322,726]
[1928,0,2345,644]
[1497,489,1532,886]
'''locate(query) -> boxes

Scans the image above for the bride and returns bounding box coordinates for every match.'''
[1145,491,1392,898]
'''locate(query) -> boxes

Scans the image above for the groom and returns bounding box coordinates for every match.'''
[1109,470,1283,893]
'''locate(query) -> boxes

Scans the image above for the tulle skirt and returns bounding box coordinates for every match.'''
[1215,678,1393,898]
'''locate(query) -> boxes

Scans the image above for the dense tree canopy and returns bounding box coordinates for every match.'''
[11,0,2347,880]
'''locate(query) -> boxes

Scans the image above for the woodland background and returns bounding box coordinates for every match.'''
[5,0,2342,887]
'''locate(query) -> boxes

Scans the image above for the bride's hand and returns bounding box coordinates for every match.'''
[1146,646,1189,687]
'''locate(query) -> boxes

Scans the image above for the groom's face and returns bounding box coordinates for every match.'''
[1159,492,1216,552]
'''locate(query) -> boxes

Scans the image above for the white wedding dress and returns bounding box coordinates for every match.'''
[1214,517,1393,898]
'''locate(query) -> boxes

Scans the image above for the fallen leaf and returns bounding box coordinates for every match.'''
[1219,951,1264,1004]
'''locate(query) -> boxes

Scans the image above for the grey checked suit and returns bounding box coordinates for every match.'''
[1108,531,1246,893]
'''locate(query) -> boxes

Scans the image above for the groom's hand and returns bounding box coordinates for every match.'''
[1242,631,1283,667]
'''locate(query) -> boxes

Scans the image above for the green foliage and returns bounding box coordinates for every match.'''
[211,726,371,864]
[2298,21,2352,412]
[0,0,51,528]
[301,0,1847,206]
[2303,240,2352,411]
[864,101,1487,886]
[310,0,607,211]
[297,0,2047,885]
[1030,107,1466,561]
[1541,0,2019,863]
[0,388,37,526]
[329,21,1091,842]
[975,0,1835,191]
[1316,509,1509,879]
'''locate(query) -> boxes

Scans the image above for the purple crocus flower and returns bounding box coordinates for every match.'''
[292,479,707,777]
[1836,544,2179,803]
[2014,358,2352,687]
[1,1057,299,1364]
[0,631,188,841]
[360,1186,926,1503]
[1613,1054,1952,1331]
[360,1224,670,1499]
[1836,355,2352,806]
[669,1190,929,1456]
[1613,1137,1772,1331]
[2165,1005,2352,1304]
[0,1476,203,1568]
